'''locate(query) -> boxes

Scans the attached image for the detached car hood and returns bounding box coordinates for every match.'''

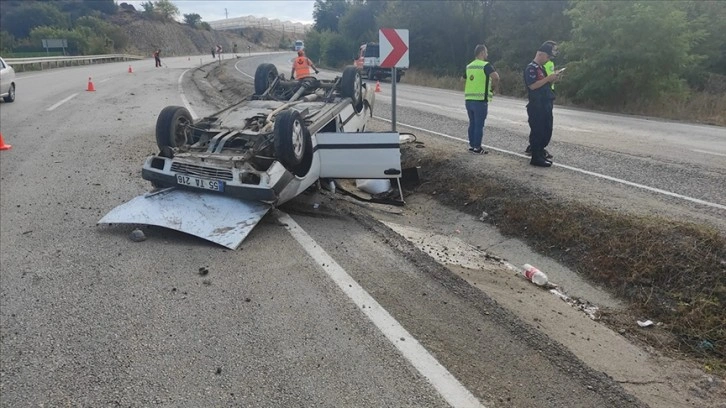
[98,188,271,250]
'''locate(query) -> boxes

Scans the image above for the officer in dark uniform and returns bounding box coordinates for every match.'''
[523,42,561,167]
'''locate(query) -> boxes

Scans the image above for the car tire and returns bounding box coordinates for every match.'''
[155,106,193,151]
[341,66,363,112]
[255,63,278,95]
[274,109,309,168]
[3,84,15,102]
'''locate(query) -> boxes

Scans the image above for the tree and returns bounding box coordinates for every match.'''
[321,31,354,67]
[140,1,155,16]
[0,31,16,54]
[155,0,180,21]
[81,0,117,15]
[313,0,351,32]
[377,1,492,76]
[488,0,570,70]
[183,13,202,28]
[339,3,376,46]
[75,16,128,51]
[678,1,726,80]
[0,1,69,38]
[303,29,324,63]
[562,1,700,107]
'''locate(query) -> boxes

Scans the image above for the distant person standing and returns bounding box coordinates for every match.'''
[523,41,562,167]
[526,40,558,158]
[211,47,215,59]
[464,44,499,155]
[291,50,319,80]
[153,49,161,67]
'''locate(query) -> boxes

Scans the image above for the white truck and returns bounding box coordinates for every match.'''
[99,63,402,249]
[354,42,406,83]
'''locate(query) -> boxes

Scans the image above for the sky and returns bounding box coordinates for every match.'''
[122,0,316,24]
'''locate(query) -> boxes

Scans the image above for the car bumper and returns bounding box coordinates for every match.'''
[141,156,296,203]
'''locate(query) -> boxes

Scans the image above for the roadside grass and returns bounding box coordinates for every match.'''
[402,150,726,372]
[402,67,726,126]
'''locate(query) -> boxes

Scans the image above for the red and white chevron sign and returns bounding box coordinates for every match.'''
[379,28,409,69]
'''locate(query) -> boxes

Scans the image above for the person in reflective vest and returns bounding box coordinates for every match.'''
[291,50,319,80]
[464,44,499,154]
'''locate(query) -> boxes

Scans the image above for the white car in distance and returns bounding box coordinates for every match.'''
[0,57,16,102]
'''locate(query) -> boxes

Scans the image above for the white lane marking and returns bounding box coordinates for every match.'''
[382,99,592,133]
[99,78,111,83]
[46,93,79,111]
[278,212,485,408]
[234,60,254,79]
[177,69,197,119]
[407,100,461,114]
[376,117,726,211]
[692,149,726,158]
[559,125,595,133]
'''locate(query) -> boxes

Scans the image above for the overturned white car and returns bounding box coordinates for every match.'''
[99,63,402,249]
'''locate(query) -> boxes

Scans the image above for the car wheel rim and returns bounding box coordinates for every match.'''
[174,116,190,146]
[292,119,304,159]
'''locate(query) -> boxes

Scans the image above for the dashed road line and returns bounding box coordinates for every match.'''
[46,93,78,111]
[692,149,726,158]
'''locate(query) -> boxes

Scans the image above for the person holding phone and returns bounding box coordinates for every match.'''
[526,40,560,159]
[523,41,561,167]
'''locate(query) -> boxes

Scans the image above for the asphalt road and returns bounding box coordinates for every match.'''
[0,52,707,407]
[371,75,726,215]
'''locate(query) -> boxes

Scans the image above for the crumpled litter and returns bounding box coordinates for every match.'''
[637,320,654,327]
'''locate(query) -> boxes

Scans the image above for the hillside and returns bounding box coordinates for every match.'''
[107,12,287,57]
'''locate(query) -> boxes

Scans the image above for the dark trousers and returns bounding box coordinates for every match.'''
[155,57,161,67]
[527,99,553,151]
[465,100,488,148]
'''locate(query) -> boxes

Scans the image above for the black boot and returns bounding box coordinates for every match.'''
[530,150,552,167]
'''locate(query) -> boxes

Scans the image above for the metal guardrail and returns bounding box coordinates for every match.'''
[5,54,146,72]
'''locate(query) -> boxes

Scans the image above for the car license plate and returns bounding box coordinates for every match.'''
[176,174,224,192]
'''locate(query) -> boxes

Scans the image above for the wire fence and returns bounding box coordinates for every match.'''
[208,18,311,35]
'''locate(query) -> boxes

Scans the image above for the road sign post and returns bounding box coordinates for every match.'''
[379,28,409,132]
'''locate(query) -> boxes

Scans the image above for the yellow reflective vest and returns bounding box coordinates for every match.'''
[465,59,493,102]
[543,60,555,91]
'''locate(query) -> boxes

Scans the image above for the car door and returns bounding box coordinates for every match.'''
[0,58,8,95]
[316,131,401,179]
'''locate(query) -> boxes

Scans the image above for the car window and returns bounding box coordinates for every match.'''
[364,45,379,58]
[0,60,5,69]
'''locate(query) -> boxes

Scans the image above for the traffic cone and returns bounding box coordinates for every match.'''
[375,81,381,93]
[128,65,133,73]
[86,77,96,92]
[0,132,11,151]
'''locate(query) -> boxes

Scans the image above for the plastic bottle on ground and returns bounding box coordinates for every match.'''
[522,264,548,286]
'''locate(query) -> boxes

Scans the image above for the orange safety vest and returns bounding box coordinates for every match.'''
[293,56,312,79]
